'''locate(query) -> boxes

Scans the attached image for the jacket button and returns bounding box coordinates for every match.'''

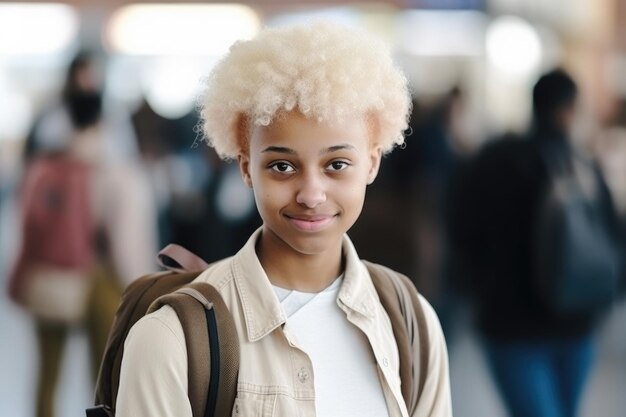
[297,367,309,383]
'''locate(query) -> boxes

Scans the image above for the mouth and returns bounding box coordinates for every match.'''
[284,214,337,232]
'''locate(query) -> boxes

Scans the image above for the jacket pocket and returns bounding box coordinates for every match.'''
[231,395,274,417]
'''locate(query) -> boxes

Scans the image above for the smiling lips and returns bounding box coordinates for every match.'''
[285,214,336,232]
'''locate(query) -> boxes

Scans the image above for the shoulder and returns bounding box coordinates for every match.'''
[364,261,445,343]
[125,304,186,356]
[117,305,193,416]
[120,305,189,392]
[415,293,445,347]
[363,260,417,298]
[364,262,428,319]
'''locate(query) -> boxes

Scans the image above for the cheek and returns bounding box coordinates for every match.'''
[250,178,289,212]
[335,179,367,208]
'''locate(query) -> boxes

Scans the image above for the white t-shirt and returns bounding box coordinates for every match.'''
[273,278,390,417]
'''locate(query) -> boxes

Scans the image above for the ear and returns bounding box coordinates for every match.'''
[238,154,253,188]
[366,145,383,185]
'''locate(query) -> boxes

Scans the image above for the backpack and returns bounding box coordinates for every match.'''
[20,155,94,266]
[532,144,621,316]
[87,245,430,417]
[8,154,95,322]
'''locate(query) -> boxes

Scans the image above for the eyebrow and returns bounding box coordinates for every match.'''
[321,144,357,154]
[261,146,296,154]
[260,144,357,155]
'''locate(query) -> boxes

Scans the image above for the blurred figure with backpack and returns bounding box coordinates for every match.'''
[447,69,624,417]
[7,52,157,417]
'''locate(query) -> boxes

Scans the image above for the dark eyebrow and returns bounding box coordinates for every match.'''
[261,144,357,155]
[261,146,296,154]
[320,144,357,155]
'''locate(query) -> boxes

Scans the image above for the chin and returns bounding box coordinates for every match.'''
[279,222,351,255]
[286,234,340,256]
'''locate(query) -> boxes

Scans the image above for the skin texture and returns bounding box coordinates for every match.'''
[238,111,382,292]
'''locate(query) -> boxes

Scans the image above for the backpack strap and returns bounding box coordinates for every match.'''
[158,244,211,274]
[364,261,429,416]
[148,281,239,417]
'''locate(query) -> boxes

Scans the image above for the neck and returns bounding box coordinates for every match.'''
[256,230,344,292]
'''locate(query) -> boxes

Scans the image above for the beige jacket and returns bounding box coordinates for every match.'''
[116,229,452,417]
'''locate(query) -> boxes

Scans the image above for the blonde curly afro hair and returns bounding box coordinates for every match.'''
[199,21,411,159]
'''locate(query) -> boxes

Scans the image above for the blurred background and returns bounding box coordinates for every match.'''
[0,1,625,416]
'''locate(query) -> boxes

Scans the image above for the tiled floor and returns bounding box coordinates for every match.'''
[1,193,625,417]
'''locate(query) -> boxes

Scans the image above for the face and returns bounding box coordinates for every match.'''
[238,111,382,259]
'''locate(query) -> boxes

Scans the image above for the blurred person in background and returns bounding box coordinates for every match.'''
[7,52,157,417]
[447,69,624,417]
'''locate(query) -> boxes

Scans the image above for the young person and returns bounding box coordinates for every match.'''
[9,53,157,417]
[448,69,622,417]
[116,22,452,417]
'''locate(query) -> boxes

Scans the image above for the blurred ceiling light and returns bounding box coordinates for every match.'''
[268,6,360,28]
[398,10,486,56]
[486,15,542,76]
[267,4,398,46]
[0,3,78,55]
[142,57,213,119]
[106,4,260,55]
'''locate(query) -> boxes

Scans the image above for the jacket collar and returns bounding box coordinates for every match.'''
[232,227,378,342]
[337,234,379,320]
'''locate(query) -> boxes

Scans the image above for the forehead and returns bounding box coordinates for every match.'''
[248,112,370,154]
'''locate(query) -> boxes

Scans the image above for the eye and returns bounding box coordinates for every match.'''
[269,161,295,173]
[327,160,350,172]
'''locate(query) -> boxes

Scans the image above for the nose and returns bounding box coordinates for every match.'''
[296,172,326,208]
